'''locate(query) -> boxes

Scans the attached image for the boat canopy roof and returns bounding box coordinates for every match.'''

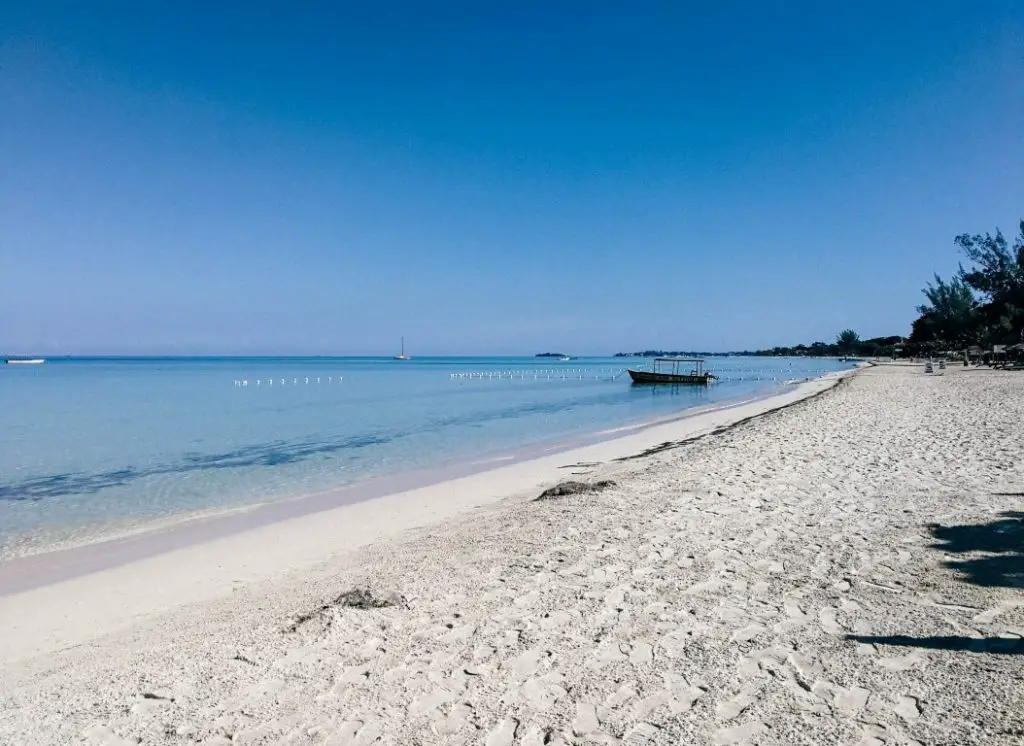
[653,357,704,363]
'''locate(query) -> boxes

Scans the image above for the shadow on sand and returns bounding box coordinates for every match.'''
[849,507,1023,656]
[929,510,1024,588]
[846,634,1023,655]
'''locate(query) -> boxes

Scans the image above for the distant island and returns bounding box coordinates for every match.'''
[535,352,572,358]
[614,335,906,359]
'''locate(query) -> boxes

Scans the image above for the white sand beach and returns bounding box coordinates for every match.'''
[2,365,1023,745]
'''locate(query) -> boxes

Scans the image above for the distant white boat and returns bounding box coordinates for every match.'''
[393,337,410,361]
[5,358,45,365]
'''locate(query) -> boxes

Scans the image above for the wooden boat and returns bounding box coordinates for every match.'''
[393,337,410,361]
[627,357,717,385]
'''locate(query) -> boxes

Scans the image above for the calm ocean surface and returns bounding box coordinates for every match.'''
[0,356,853,557]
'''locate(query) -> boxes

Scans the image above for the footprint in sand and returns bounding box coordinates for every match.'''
[514,591,540,607]
[622,722,661,745]
[504,648,546,677]
[590,641,627,669]
[572,702,600,735]
[410,689,458,716]
[712,720,767,745]
[834,685,871,714]
[540,610,576,630]
[521,727,568,746]
[324,720,382,746]
[972,600,1024,624]
[731,623,767,643]
[82,725,138,746]
[325,720,362,746]
[776,599,809,632]
[633,691,671,719]
[629,641,654,664]
[784,598,808,618]
[737,646,790,677]
[857,739,886,746]
[605,685,637,708]
[665,673,707,714]
[717,687,758,721]
[787,652,823,679]
[521,673,568,710]
[818,606,844,634]
[751,580,771,595]
[431,704,475,737]
[486,718,519,746]
[894,694,921,722]
[877,649,929,672]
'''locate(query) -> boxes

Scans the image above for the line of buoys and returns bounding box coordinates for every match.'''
[449,368,625,382]
[233,376,343,387]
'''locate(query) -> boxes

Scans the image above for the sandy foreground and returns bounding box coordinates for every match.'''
[1,365,1023,745]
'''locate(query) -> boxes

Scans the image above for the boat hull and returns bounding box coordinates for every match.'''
[5,358,45,365]
[628,369,714,385]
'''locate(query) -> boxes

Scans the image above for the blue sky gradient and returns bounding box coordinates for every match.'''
[2,2,1022,354]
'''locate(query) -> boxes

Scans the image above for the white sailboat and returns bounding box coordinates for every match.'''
[393,337,410,360]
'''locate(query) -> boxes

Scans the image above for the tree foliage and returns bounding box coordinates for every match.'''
[910,272,977,346]
[954,221,1024,343]
[910,217,1024,349]
[836,329,860,349]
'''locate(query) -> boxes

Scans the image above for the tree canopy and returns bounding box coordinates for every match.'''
[954,221,1024,344]
[836,329,860,349]
[911,272,977,347]
[910,217,1023,349]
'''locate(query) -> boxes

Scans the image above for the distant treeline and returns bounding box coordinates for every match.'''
[744,335,906,358]
[614,335,904,359]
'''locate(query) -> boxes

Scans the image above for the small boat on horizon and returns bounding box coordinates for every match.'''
[393,337,410,361]
[5,357,45,365]
[627,357,717,385]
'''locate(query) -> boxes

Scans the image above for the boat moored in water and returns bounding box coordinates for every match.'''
[5,357,45,365]
[627,357,717,385]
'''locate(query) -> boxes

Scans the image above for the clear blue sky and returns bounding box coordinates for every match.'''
[2,2,1022,355]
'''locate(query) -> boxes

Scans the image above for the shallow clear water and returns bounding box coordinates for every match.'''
[0,356,853,554]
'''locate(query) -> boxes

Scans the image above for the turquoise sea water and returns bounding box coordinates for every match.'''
[0,356,853,555]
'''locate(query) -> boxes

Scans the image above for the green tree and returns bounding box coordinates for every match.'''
[955,220,1024,343]
[836,329,860,351]
[910,272,978,347]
